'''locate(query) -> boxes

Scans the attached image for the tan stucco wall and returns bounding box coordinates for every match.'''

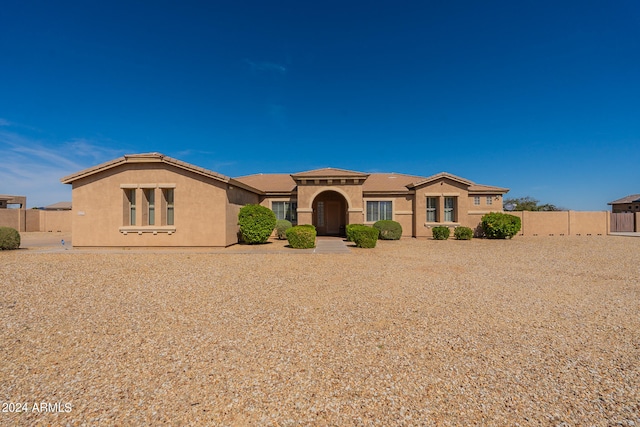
[25,210,41,232]
[0,210,72,232]
[362,194,414,236]
[569,211,609,235]
[508,211,609,236]
[413,178,496,237]
[0,209,22,231]
[296,183,364,227]
[225,187,261,245]
[70,163,234,247]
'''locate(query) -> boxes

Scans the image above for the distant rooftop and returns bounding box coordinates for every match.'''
[608,194,640,205]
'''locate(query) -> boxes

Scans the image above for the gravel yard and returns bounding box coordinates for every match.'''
[1,236,639,425]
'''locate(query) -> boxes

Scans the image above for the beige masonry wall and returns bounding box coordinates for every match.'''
[413,178,495,237]
[507,211,609,236]
[0,209,22,231]
[362,194,414,237]
[70,163,234,247]
[225,186,261,246]
[0,209,71,232]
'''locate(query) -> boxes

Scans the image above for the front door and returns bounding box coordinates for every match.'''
[312,191,347,236]
[326,201,341,235]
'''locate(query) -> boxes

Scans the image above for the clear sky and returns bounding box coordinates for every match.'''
[1,1,638,210]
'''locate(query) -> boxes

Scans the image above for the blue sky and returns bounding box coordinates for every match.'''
[1,1,638,210]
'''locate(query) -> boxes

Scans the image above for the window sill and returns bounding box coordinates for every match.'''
[424,222,460,228]
[119,226,176,235]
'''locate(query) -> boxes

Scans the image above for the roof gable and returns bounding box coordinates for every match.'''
[408,172,474,188]
[60,153,263,194]
[61,153,225,183]
[291,167,369,179]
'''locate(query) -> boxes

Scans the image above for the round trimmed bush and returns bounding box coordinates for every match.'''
[351,225,379,248]
[481,212,521,239]
[432,226,450,240]
[373,220,402,240]
[238,204,277,244]
[454,226,473,240]
[286,225,317,249]
[0,226,20,250]
[275,219,292,240]
[346,224,367,242]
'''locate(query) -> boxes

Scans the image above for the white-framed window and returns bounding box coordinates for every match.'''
[486,196,492,206]
[162,188,174,226]
[444,197,456,222]
[143,188,155,225]
[426,197,438,222]
[124,189,136,226]
[272,201,297,222]
[366,201,392,222]
[474,196,480,206]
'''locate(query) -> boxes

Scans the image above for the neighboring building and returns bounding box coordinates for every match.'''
[43,201,72,211]
[608,194,640,213]
[0,195,26,209]
[61,153,509,247]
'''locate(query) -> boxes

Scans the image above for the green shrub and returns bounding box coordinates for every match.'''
[351,225,379,248]
[373,220,402,240]
[275,219,293,240]
[432,226,450,240]
[454,226,473,240]
[481,212,521,239]
[238,204,277,244]
[346,224,366,242]
[286,225,317,249]
[0,227,20,250]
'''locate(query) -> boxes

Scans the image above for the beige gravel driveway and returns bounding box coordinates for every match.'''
[1,236,639,425]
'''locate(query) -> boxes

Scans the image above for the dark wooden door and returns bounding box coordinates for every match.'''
[326,201,341,234]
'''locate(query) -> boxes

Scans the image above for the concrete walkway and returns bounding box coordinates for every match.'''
[313,236,351,254]
[609,232,640,237]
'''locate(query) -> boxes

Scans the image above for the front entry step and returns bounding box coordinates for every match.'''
[313,237,350,254]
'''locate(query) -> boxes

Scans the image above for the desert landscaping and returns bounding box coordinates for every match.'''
[1,235,639,425]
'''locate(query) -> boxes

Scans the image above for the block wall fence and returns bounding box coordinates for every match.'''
[0,210,72,232]
[0,209,636,238]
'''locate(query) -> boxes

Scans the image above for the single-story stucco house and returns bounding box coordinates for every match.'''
[61,153,509,247]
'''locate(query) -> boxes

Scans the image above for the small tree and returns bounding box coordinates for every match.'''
[238,204,277,244]
[504,196,562,211]
[481,212,521,239]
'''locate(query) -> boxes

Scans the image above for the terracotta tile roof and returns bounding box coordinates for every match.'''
[234,171,509,194]
[468,184,510,193]
[608,194,640,205]
[362,173,425,192]
[234,174,297,193]
[291,167,369,178]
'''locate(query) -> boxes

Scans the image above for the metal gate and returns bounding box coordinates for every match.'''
[611,213,635,232]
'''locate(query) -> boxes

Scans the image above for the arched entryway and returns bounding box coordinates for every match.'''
[312,191,348,236]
